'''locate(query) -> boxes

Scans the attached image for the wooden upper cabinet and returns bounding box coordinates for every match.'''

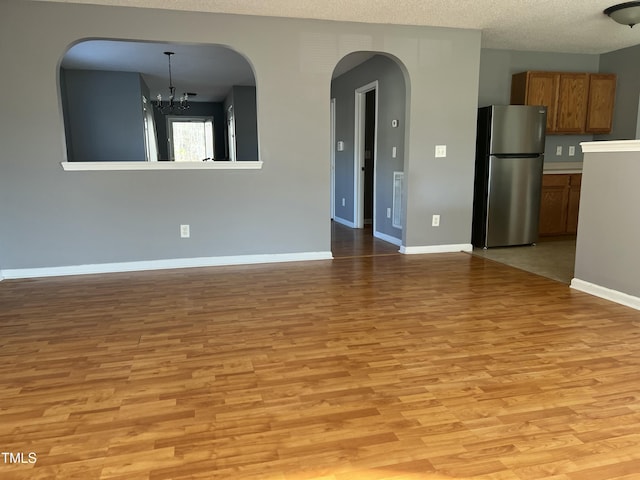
[510,71,616,135]
[511,72,559,132]
[586,74,617,134]
[556,73,590,134]
[511,71,564,134]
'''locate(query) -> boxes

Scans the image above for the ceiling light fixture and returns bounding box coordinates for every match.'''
[604,1,640,27]
[155,51,191,114]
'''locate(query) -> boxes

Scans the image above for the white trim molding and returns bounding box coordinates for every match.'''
[580,140,640,153]
[570,278,640,311]
[61,161,263,171]
[373,230,402,247]
[400,244,473,255]
[0,251,333,280]
[333,216,356,228]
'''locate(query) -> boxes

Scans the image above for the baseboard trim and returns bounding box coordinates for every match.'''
[333,216,356,228]
[373,230,402,247]
[570,278,640,311]
[400,244,473,255]
[0,251,334,280]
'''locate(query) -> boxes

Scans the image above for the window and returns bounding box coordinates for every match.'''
[167,116,214,162]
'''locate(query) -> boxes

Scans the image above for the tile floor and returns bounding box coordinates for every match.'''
[471,236,577,284]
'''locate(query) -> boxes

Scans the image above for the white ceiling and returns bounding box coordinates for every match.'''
[39,0,640,54]
[53,0,640,102]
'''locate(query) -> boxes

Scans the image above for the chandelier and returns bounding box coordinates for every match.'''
[155,51,190,114]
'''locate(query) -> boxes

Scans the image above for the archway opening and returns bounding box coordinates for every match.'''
[329,52,409,257]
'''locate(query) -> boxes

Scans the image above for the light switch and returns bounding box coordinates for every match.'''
[337,141,344,151]
[392,146,397,158]
[568,145,576,156]
[435,145,447,158]
[556,146,563,156]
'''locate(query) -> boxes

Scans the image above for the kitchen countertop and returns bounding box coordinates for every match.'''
[543,161,583,174]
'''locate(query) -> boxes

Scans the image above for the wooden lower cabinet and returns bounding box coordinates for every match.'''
[565,175,581,234]
[539,173,581,236]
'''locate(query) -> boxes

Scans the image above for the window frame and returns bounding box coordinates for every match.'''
[166,115,215,162]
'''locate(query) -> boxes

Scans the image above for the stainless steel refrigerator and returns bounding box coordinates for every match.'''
[472,105,547,248]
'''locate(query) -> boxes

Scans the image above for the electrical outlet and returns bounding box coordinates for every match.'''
[435,145,447,158]
[180,224,190,238]
[392,146,397,158]
[569,145,576,156]
[432,214,440,227]
[556,146,563,156]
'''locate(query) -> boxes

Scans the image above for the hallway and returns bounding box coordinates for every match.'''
[331,221,400,258]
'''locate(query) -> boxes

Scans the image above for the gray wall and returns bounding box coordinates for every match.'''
[574,150,640,298]
[331,54,406,240]
[599,44,640,140]
[61,69,147,161]
[478,48,601,163]
[0,0,481,271]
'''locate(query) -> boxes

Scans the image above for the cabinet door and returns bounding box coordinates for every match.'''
[539,175,570,236]
[586,74,616,134]
[566,174,582,234]
[519,72,559,132]
[556,73,590,134]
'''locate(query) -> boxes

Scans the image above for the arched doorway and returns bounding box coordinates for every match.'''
[329,52,409,256]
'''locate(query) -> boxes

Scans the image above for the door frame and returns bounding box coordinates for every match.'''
[330,98,336,220]
[353,81,378,230]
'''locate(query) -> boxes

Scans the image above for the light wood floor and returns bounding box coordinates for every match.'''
[2,233,640,479]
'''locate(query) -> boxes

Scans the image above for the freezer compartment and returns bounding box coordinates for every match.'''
[479,105,547,155]
[473,155,544,248]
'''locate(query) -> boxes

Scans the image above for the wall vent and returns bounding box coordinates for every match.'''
[392,171,404,229]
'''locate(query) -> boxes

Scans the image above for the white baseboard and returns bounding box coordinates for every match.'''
[0,251,334,280]
[373,230,402,247]
[570,278,640,311]
[333,216,356,228]
[400,244,473,255]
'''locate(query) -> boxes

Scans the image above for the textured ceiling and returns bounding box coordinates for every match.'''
[36,0,640,54]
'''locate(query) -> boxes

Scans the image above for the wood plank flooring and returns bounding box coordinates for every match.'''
[2,244,640,479]
[331,221,400,258]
